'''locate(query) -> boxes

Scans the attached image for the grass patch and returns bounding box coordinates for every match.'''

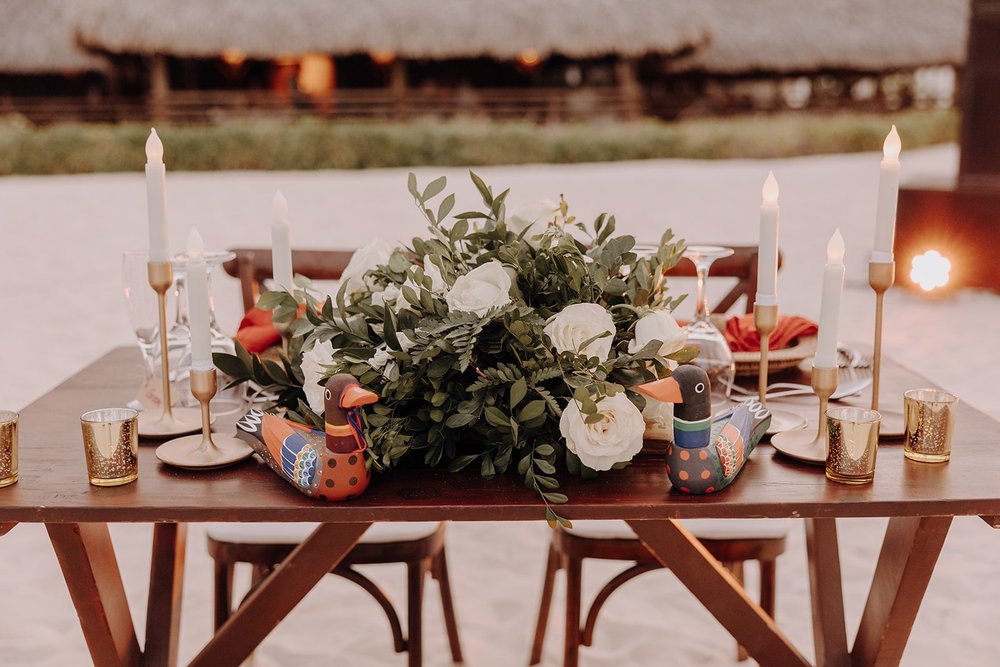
[0,109,958,175]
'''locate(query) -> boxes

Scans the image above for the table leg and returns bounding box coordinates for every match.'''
[47,523,142,667]
[851,516,952,667]
[805,518,849,667]
[627,519,810,666]
[144,523,187,667]
[188,522,371,667]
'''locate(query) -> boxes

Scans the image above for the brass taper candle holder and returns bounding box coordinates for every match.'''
[769,365,839,464]
[138,261,202,438]
[753,303,778,406]
[154,368,253,469]
[868,260,894,411]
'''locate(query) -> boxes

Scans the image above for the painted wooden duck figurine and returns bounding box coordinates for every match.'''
[637,365,770,494]
[236,374,379,501]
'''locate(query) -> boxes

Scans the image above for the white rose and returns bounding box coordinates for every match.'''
[544,303,616,361]
[371,283,402,311]
[507,199,563,248]
[339,238,400,297]
[560,393,645,471]
[629,309,687,357]
[445,260,513,317]
[301,340,337,414]
[422,257,447,292]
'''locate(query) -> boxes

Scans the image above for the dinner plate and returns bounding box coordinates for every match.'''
[733,336,817,377]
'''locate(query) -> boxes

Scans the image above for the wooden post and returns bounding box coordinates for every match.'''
[390,59,408,120]
[148,53,169,121]
[615,57,642,120]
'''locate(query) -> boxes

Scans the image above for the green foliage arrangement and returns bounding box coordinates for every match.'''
[217,173,695,523]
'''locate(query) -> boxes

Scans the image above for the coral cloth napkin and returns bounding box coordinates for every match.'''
[723,314,818,352]
[234,307,281,353]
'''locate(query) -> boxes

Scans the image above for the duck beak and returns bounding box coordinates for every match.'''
[636,377,683,403]
[340,384,379,408]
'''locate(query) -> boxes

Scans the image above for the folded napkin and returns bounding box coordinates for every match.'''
[235,307,281,353]
[724,314,818,352]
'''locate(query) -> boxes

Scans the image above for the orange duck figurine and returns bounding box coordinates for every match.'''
[236,374,379,501]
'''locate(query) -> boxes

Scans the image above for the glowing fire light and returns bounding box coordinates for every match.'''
[910,250,951,291]
[371,49,396,65]
[221,48,246,67]
[518,48,540,67]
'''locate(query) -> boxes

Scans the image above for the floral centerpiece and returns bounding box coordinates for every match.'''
[217,173,693,524]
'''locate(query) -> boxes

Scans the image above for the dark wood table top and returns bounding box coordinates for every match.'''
[4,347,999,523]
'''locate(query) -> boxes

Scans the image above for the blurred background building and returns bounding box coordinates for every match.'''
[0,0,969,124]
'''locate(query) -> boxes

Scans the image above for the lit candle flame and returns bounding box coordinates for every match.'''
[145,128,163,162]
[827,228,845,265]
[910,250,950,291]
[187,227,204,258]
[883,125,901,162]
[762,171,779,204]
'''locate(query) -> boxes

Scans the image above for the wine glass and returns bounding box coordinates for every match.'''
[682,245,736,404]
[122,250,162,383]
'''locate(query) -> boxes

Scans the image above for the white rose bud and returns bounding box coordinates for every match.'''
[507,199,563,248]
[445,260,513,317]
[300,340,337,414]
[422,257,447,292]
[339,238,400,297]
[629,309,687,357]
[544,303,616,361]
[560,393,645,471]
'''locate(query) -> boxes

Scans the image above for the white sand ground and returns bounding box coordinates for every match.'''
[0,145,998,666]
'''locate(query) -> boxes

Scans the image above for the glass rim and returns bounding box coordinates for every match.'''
[81,408,139,424]
[904,388,958,405]
[826,406,881,423]
[0,410,17,424]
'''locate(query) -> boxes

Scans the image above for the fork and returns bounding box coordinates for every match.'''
[730,377,872,401]
[838,346,873,369]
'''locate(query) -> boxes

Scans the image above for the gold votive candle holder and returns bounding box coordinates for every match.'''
[826,407,880,485]
[0,411,18,488]
[81,408,139,487]
[904,389,958,463]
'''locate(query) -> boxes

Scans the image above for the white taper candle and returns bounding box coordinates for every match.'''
[756,171,780,306]
[815,229,846,369]
[271,190,295,292]
[873,125,901,262]
[145,129,169,263]
[186,229,213,371]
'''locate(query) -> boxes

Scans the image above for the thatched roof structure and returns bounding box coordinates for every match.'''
[676,0,970,74]
[75,0,709,60]
[0,0,107,74]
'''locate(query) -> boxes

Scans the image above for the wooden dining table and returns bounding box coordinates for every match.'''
[3,346,999,667]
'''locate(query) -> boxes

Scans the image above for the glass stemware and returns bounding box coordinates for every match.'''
[122,251,161,383]
[682,245,736,403]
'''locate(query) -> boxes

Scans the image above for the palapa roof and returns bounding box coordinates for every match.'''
[0,0,107,74]
[676,0,970,74]
[74,0,709,60]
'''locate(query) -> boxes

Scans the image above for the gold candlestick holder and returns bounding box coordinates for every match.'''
[769,365,839,464]
[753,303,778,406]
[138,262,202,438]
[868,260,895,411]
[155,368,253,469]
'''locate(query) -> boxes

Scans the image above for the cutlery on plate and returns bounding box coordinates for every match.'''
[729,377,872,401]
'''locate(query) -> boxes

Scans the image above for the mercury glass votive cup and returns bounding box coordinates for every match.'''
[904,389,958,463]
[826,407,881,485]
[80,408,139,487]
[0,411,18,488]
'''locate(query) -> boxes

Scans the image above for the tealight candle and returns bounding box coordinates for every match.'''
[756,171,780,306]
[271,190,295,291]
[186,229,213,371]
[145,129,169,263]
[872,125,901,262]
[815,229,846,369]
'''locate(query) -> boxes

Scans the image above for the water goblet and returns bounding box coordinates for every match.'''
[682,245,736,403]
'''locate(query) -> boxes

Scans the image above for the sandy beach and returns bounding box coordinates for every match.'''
[1,145,998,665]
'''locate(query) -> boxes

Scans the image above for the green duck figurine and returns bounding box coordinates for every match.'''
[637,365,770,494]
[236,374,378,501]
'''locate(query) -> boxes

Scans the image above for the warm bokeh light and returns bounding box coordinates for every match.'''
[297,53,334,96]
[910,250,951,291]
[371,49,396,66]
[221,47,246,67]
[518,48,540,67]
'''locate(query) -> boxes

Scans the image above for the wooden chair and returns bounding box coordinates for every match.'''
[528,244,788,666]
[215,249,462,666]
